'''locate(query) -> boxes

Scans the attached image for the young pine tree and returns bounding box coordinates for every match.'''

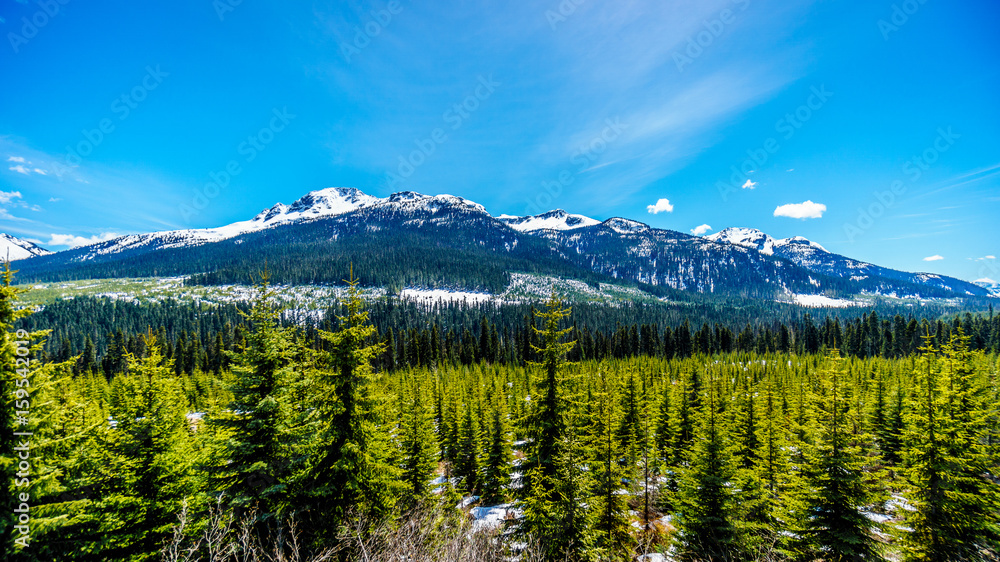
[398,373,438,508]
[796,351,884,562]
[480,381,513,505]
[94,335,194,562]
[453,396,482,495]
[676,374,736,561]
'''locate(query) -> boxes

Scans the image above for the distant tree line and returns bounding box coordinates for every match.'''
[17,294,1000,380]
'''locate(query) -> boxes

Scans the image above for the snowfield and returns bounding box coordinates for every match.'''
[790,293,860,308]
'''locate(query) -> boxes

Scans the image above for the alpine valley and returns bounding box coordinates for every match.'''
[4,187,994,307]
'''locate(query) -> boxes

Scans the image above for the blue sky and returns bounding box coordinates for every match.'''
[1,0,997,283]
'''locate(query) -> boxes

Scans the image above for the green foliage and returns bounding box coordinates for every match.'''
[92,336,195,562]
[676,377,736,561]
[4,268,1000,561]
[296,267,402,534]
[795,351,884,562]
[398,372,439,507]
[209,274,295,525]
[902,331,1000,561]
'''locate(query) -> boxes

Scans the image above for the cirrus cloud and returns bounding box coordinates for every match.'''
[922,255,944,262]
[646,198,674,214]
[773,200,826,219]
[741,179,757,189]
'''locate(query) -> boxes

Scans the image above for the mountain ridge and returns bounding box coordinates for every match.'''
[4,187,989,302]
[0,233,52,261]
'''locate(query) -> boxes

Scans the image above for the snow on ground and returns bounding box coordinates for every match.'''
[399,287,493,305]
[469,503,520,531]
[791,293,860,308]
[457,495,479,509]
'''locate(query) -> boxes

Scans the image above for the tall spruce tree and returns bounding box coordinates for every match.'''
[299,267,401,531]
[902,331,1000,561]
[521,293,589,560]
[210,273,294,527]
[522,293,575,489]
[589,368,632,559]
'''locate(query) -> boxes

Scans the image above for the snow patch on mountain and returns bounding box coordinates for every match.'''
[0,233,53,261]
[603,217,650,234]
[497,209,599,232]
[384,192,488,215]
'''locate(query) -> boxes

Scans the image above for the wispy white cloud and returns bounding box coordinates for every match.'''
[9,165,30,174]
[0,190,22,204]
[7,156,26,163]
[923,255,944,262]
[45,232,120,249]
[690,223,712,235]
[647,198,674,214]
[742,179,757,189]
[774,200,826,219]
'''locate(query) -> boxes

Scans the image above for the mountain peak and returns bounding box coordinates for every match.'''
[497,209,599,232]
[0,233,53,261]
[252,186,379,225]
[707,227,778,254]
[603,217,649,234]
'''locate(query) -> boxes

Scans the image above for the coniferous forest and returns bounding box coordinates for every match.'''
[3,266,1000,561]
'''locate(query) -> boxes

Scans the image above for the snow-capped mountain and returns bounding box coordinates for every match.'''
[497,209,599,232]
[55,188,491,260]
[976,278,1000,296]
[707,227,985,297]
[0,233,52,261]
[12,187,991,302]
[73,187,381,258]
[706,227,828,256]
